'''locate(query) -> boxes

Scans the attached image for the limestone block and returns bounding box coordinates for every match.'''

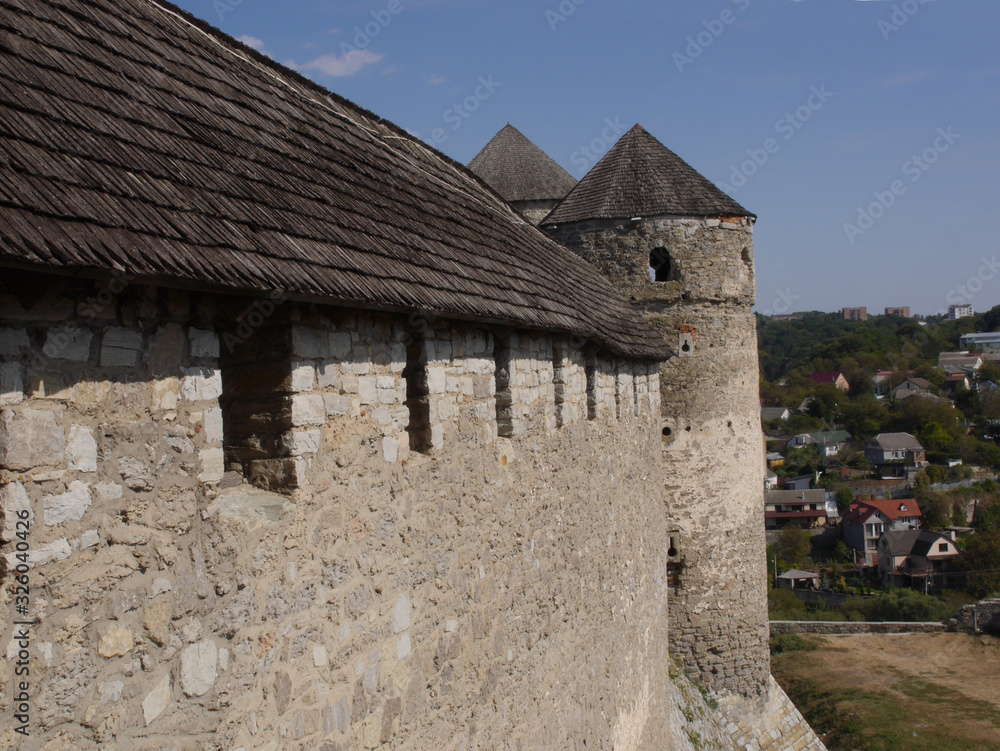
[349,360,372,375]
[189,328,220,358]
[0,408,65,470]
[427,367,446,395]
[318,361,340,389]
[204,407,224,443]
[43,481,92,525]
[79,529,100,550]
[181,367,223,402]
[198,448,225,483]
[382,436,400,464]
[291,362,316,392]
[324,394,351,417]
[119,456,153,492]
[144,598,172,646]
[430,423,444,450]
[393,596,411,633]
[0,481,31,543]
[313,646,328,668]
[358,377,377,405]
[292,326,330,359]
[94,482,124,503]
[100,327,143,367]
[397,633,411,660]
[206,485,295,530]
[291,394,326,426]
[66,425,98,472]
[43,326,93,361]
[329,332,352,359]
[181,639,218,697]
[378,388,397,405]
[284,429,322,456]
[143,674,172,725]
[0,361,23,406]
[5,538,70,568]
[98,680,124,705]
[151,378,180,413]
[99,624,134,657]
[0,328,30,356]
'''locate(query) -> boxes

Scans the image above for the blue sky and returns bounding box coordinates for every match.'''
[175,0,1000,317]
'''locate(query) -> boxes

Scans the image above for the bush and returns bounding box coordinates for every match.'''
[770,634,818,654]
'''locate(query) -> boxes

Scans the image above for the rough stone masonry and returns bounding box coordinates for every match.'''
[0,279,674,749]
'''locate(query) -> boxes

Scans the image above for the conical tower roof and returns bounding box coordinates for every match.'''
[544,125,751,224]
[469,125,577,203]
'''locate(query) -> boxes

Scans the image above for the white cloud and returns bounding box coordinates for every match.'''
[237,35,266,51]
[289,49,384,78]
[428,75,447,85]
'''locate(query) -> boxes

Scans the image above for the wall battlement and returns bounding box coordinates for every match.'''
[0,277,671,749]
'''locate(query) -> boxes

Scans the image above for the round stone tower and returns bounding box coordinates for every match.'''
[543,125,770,700]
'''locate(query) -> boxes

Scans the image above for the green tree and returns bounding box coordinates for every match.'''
[834,487,854,513]
[959,531,1000,598]
[841,394,889,440]
[777,527,812,566]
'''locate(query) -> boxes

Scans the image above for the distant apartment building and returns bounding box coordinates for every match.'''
[842,307,867,322]
[960,332,1000,353]
[884,306,910,318]
[948,304,974,320]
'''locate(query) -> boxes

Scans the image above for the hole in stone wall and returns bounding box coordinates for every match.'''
[585,356,598,421]
[662,426,672,438]
[649,247,674,282]
[403,334,431,453]
[494,336,514,437]
[741,246,752,268]
[667,536,679,558]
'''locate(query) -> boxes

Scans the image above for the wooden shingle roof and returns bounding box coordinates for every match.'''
[0,0,670,361]
[468,125,577,203]
[544,125,752,225]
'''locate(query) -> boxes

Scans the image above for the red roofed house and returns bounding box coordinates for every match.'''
[812,371,850,392]
[843,497,922,566]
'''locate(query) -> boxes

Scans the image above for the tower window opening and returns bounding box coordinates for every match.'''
[650,247,673,282]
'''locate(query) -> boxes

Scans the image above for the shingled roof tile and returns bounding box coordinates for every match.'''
[468,124,577,204]
[0,0,669,360]
[544,124,752,224]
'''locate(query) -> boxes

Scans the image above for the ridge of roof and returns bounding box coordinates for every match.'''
[0,0,670,360]
[468,125,577,203]
[543,124,753,225]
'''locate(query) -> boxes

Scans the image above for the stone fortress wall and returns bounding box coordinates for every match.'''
[0,275,679,749]
[547,215,771,700]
